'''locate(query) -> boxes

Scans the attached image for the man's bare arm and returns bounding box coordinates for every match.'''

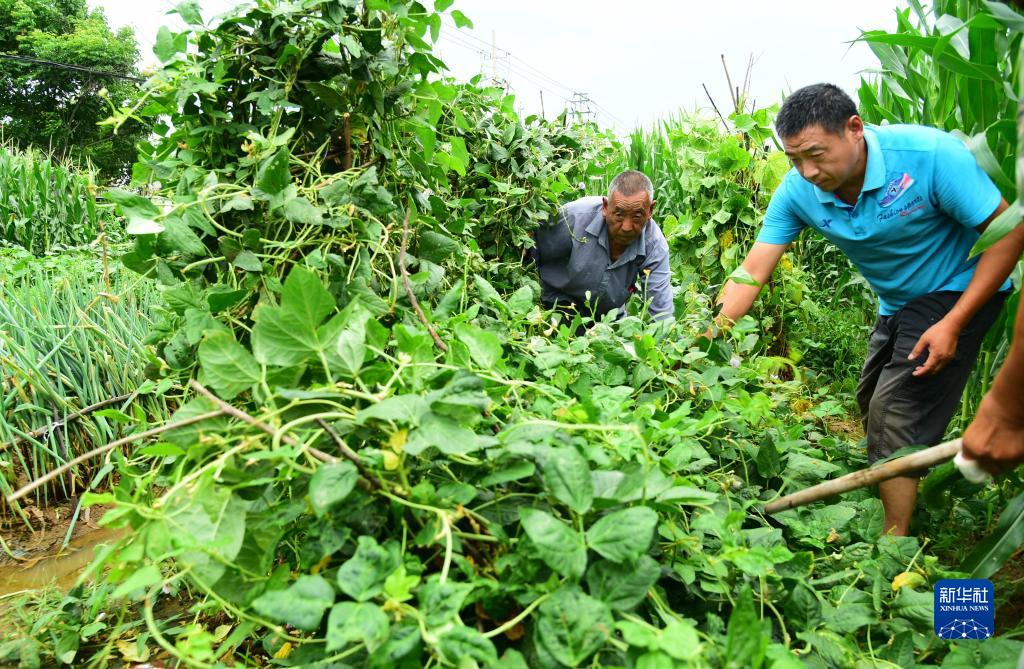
[712,242,789,332]
[909,200,1024,376]
[962,279,1024,474]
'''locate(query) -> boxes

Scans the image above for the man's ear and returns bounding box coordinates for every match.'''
[847,115,864,140]
[649,199,656,217]
[601,196,609,214]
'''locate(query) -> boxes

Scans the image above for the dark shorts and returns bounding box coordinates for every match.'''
[857,290,1006,477]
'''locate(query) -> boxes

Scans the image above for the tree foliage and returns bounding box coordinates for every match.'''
[0,0,143,182]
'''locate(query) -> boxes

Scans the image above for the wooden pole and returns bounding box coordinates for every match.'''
[763,439,962,514]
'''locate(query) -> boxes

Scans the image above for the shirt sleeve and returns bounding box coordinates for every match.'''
[933,133,1003,228]
[756,178,806,244]
[533,206,574,263]
[641,222,674,320]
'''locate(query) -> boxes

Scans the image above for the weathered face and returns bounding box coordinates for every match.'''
[602,191,654,249]
[782,117,865,193]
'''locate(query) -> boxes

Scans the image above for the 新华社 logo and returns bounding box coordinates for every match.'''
[934,578,994,639]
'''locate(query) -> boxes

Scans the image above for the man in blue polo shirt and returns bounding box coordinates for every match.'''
[713,84,1024,536]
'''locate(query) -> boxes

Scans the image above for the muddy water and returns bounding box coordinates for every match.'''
[0,526,127,596]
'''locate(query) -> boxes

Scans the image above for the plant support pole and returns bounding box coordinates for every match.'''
[763,439,962,514]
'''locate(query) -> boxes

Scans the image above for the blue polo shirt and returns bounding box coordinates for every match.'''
[758,124,1006,315]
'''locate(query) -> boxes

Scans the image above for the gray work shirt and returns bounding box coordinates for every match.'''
[534,196,673,320]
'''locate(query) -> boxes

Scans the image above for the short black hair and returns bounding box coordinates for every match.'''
[776,83,858,139]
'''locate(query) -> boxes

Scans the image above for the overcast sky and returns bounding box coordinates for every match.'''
[90,0,901,132]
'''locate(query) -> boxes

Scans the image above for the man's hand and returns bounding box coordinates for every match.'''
[962,392,1024,475]
[908,317,961,376]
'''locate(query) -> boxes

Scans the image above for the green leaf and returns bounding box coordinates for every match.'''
[724,586,768,669]
[448,136,468,176]
[105,188,164,235]
[417,576,474,627]
[159,216,207,257]
[983,0,1024,31]
[542,447,593,514]
[283,197,325,225]
[434,0,454,11]
[232,250,263,272]
[254,150,292,199]
[586,506,658,563]
[728,265,760,287]
[451,9,473,28]
[336,319,366,377]
[405,412,481,456]
[252,266,336,365]
[970,200,1021,257]
[417,230,460,263]
[197,331,260,400]
[154,26,186,63]
[659,621,700,660]
[437,626,498,667]
[337,536,399,601]
[479,460,535,487]
[964,490,1024,577]
[383,566,419,601]
[174,1,203,24]
[518,507,587,580]
[586,556,659,610]
[281,265,334,327]
[167,477,248,585]
[326,601,389,652]
[454,322,502,368]
[252,575,335,632]
[309,462,358,517]
[535,586,612,667]
[111,564,163,600]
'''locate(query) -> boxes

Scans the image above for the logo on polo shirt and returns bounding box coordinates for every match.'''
[879,173,915,207]
[820,218,832,229]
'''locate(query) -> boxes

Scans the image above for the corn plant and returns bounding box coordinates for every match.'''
[858,1,1023,423]
[0,146,122,256]
[0,250,167,516]
[859,0,1024,581]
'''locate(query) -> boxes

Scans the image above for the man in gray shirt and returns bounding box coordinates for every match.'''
[533,170,673,323]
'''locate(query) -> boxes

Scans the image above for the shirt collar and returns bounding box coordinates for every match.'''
[812,126,886,204]
[584,203,648,263]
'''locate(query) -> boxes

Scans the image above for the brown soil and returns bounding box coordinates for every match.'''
[823,414,865,441]
[0,500,125,595]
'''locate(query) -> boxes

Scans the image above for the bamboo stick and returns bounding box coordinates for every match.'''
[763,439,962,514]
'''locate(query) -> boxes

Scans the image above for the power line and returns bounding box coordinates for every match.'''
[439,27,627,130]
[441,21,576,97]
[439,34,574,106]
[0,53,145,83]
[443,23,569,90]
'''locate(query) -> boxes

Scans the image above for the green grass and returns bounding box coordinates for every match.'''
[0,250,166,515]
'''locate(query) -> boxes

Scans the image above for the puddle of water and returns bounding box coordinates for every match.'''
[0,526,127,596]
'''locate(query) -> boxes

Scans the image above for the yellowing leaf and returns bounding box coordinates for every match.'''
[383,450,400,470]
[116,639,150,663]
[274,642,293,659]
[311,554,332,575]
[213,624,232,642]
[891,571,926,591]
[388,429,407,452]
